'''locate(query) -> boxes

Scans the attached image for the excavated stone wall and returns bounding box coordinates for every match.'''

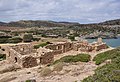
[0,40,108,68]
[78,45,93,52]
[22,56,38,68]
[11,44,34,55]
[2,46,22,66]
[94,44,107,51]
[1,44,37,68]
[45,42,73,55]
[40,52,54,64]
[73,42,93,52]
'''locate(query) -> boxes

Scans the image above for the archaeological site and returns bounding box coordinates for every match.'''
[0,38,107,68]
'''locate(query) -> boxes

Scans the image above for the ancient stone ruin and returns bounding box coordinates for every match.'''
[1,38,107,68]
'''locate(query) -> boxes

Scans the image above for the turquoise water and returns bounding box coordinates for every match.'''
[86,37,120,48]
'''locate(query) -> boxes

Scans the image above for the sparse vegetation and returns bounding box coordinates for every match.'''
[82,47,120,82]
[68,35,75,41]
[40,67,52,76]
[53,54,90,64]
[8,37,23,43]
[33,37,40,42]
[93,48,120,65]
[53,62,64,72]
[23,34,33,42]
[41,34,47,37]
[25,79,36,82]
[0,38,8,43]
[0,36,11,43]
[0,54,6,61]
[34,42,51,49]
[25,80,31,82]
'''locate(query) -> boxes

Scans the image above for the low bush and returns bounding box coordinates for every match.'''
[68,36,75,41]
[0,38,8,43]
[23,34,33,42]
[33,38,41,42]
[26,80,31,82]
[0,54,6,61]
[93,48,120,65]
[34,42,50,49]
[0,36,11,38]
[82,47,120,82]
[41,34,47,37]
[8,37,22,43]
[25,79,36,82]
[53,54,90,64]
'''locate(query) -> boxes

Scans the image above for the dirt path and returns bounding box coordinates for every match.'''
[1,62,97,82]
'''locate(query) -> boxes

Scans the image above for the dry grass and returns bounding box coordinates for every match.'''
[40,67,52,76]
[53,62,64,72]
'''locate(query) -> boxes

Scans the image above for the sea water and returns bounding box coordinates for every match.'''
[86,37,120,48]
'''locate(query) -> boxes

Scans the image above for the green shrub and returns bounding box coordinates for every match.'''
[53,54,90,64]
[41,34,47,37]
[68,36,75,41]
[0,36,23,43]
[25,79,36,82]
[33,38,41,42]
[82,47,120,82]
[0,36,11,38]
[8,37,22,43]
[93,48,120,65]
[0,38,8,43]
[23,34,33,42]
[34,42,50,49]
[40,67,52,76]
[26,80,31,82]
[0,54,6,61]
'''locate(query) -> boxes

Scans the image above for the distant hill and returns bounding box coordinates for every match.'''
[0,22,7,26]
[98,19,120,25]
[0,19,120,28]
[0,20,80,28]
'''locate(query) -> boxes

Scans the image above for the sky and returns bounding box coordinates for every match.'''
[0,0,120,24]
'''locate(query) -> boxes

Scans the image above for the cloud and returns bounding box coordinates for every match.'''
[0,0,120,23]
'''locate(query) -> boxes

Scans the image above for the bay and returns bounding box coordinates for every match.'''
[86,37,120,48]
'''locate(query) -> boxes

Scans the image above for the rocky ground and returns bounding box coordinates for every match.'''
[0,61,97,82]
